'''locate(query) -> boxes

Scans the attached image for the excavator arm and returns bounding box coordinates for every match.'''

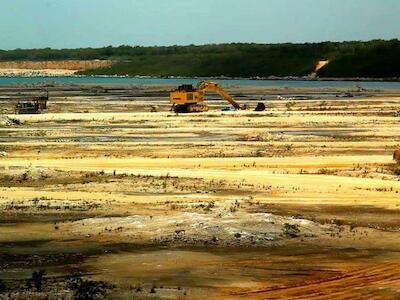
[196,81,241,110]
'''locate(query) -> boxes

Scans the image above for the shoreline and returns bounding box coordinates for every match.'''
[0,73,399,83]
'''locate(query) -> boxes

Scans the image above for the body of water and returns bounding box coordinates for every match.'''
[0,76,400,90]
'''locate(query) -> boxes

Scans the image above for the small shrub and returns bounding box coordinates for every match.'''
[150,286,156,293]
[0,279,6,293]
[283,144,293,151]
[319,101,328,110]
[317,168,335,175]
[21,172,30,181]
[394,166,400,176]
[285,101,296,111]
[283,223,300,238]
[9,118,22,125]
[67,275,112,300]
[27,269,46,292]
[332,219,345,226]
[204,201,215,212]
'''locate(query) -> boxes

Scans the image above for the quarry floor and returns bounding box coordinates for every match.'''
[0,84,400,299]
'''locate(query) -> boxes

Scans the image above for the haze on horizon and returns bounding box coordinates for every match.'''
[0,0,399,50]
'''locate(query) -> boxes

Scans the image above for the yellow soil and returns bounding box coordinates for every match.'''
[1,85,400,299]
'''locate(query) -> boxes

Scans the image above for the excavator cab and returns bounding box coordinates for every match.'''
[170,84,207,113]
[177,84,195,92]
[171,84,202,104]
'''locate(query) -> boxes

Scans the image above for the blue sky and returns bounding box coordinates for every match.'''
[0,0,399,49]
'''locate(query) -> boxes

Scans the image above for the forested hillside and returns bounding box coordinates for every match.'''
[0,40,398,78]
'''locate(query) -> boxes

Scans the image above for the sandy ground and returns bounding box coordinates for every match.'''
[0,60,114,76]
[0,68,77,76]
[0,84,400,299]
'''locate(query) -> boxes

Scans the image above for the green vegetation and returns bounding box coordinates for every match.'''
[27,270,46,292]
[0,279,5,293]
[67,275,113,300]
[285,102,297,111]
[319,40,400,78]
[0,40,399,78]
[317,168,336,175]
[283,223,300,238]
[394,166,400,176]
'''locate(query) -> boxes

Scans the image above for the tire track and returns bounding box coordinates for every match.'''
[232,263,400,299]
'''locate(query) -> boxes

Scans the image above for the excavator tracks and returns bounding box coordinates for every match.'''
[231,262,400,299]
[174,103,209,113]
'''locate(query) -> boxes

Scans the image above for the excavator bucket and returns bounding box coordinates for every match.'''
[254,102,266,112]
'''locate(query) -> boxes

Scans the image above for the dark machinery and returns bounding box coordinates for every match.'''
[15,92,48,114]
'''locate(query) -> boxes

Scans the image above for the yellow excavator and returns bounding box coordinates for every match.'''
[170,81,265,113]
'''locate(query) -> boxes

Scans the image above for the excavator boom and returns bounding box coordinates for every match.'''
[196,81,241,110]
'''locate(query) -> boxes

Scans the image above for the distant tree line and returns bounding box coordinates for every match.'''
[0,40,399,78]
